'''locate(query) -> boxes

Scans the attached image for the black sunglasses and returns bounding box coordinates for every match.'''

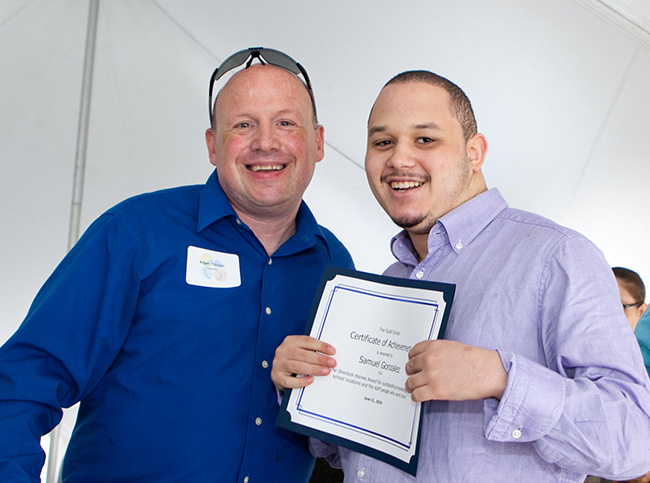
[208,47,316,124]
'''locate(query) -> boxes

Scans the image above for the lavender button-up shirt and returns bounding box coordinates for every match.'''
[312,188,650,482]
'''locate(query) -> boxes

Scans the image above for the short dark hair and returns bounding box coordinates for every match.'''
[384,70,477,141]
[613,267,646,303]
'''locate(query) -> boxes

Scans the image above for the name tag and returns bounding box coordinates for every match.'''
[186,246,241,288]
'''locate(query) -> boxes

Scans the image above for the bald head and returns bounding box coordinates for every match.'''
[211,64,317,129]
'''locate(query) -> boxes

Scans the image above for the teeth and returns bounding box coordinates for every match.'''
[250,164,285,172]
[390,181,423,190]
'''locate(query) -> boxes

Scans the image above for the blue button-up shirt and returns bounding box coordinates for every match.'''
[0,171,353,482]
[313,188,650,482]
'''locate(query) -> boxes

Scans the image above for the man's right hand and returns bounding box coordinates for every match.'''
[271,335,337,391]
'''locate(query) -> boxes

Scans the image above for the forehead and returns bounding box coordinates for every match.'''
[215,64,311,119]
[369,82,457,130]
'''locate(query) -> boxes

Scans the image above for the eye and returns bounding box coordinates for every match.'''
[277,120,297,127]
[373,139,394,147]
[416,137,434,144]
[235,122,252,129]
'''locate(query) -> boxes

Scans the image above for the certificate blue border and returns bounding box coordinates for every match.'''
[297,284,440,450]
[276,266,455,476]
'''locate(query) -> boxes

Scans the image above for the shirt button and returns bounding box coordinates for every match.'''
[236,219,242,225]
[357,468,365,479]
[261,360,269,369]
[243,477,249,483]
[255,417,262,426]
[268,258,273,265]
[415,270,424,279]
[512,428,522,439]
[456,239,463,250]
[265,307,271,315]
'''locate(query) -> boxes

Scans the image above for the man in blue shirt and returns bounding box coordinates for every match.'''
[272,71,650,481]
[0,48,353,482]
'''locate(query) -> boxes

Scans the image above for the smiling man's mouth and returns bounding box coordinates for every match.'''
[248,164,286,172]
[390,181,423,191]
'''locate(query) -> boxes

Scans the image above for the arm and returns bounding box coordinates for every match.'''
[0,214,140,480]
[403,236,650,479]
[486,237,650,479]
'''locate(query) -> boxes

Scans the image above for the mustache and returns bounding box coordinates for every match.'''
[380,171,430,184]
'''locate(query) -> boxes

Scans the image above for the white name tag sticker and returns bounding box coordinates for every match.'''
[186,246,241,288]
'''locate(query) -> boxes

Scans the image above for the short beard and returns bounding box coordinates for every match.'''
[390,212,435,233]
[392,214,425,229]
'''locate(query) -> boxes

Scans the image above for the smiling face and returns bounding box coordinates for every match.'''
[365,81,488,257]
[205,64,324,223]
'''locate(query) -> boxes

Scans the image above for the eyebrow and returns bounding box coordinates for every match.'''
[414,122,441,130]
[368,122,442,137]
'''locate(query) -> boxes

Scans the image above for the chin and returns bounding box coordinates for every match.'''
[391,215,427,230]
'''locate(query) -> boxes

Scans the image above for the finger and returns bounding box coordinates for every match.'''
[274,340,337,372]
[405,372,445,402]
[404,370,428,394]
[273,374,315,391]
[276,335,336,360]
[405,349,430,376]
[408,384,436,403]
[290,335,336,355]
[272,354,335,379]
[407,339,433,360]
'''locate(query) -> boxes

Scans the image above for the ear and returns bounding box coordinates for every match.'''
[466,133,488,173]
[314,124,325,163]
[205,128,218,167]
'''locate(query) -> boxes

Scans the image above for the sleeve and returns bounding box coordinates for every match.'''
[309,438,342,469]
[483,235,650,480]
[0,213,142,480]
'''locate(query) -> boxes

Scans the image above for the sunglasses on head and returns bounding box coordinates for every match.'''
[208,47,316,124]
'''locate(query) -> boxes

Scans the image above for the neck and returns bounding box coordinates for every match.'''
[410,234,429,263]
[236,209,298,256]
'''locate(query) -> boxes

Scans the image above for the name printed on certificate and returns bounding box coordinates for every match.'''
[276,267,455,476]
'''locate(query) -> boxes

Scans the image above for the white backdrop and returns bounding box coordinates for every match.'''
[1,0,650,480]
[1,0,649,343]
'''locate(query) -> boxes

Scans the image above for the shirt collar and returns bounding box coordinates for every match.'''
[390,188,508,262]
[197,171,238,232]
[197,170,329,254]
[437,188,508,254]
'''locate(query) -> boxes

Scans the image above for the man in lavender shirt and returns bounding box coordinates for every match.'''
[272,71,650,482]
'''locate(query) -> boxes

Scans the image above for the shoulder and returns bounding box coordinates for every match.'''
[101,184,202,229]
[317,225,354,268]
[107,184,203,218]
[481,206,610,285]
[77,184,204,250]
[496,207,579,239]
[494,206,598,252]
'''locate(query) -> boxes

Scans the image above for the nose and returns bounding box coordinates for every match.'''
[251,122,280,152]
[387,142,416,170]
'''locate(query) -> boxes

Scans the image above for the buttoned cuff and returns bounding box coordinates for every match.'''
[484,351,565,442]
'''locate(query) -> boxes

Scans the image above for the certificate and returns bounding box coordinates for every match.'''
[276,266,454,476]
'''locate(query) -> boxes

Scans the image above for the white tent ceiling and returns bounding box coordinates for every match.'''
[1,0,650,345]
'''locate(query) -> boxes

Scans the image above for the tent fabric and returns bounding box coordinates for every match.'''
[1,1,650,480]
